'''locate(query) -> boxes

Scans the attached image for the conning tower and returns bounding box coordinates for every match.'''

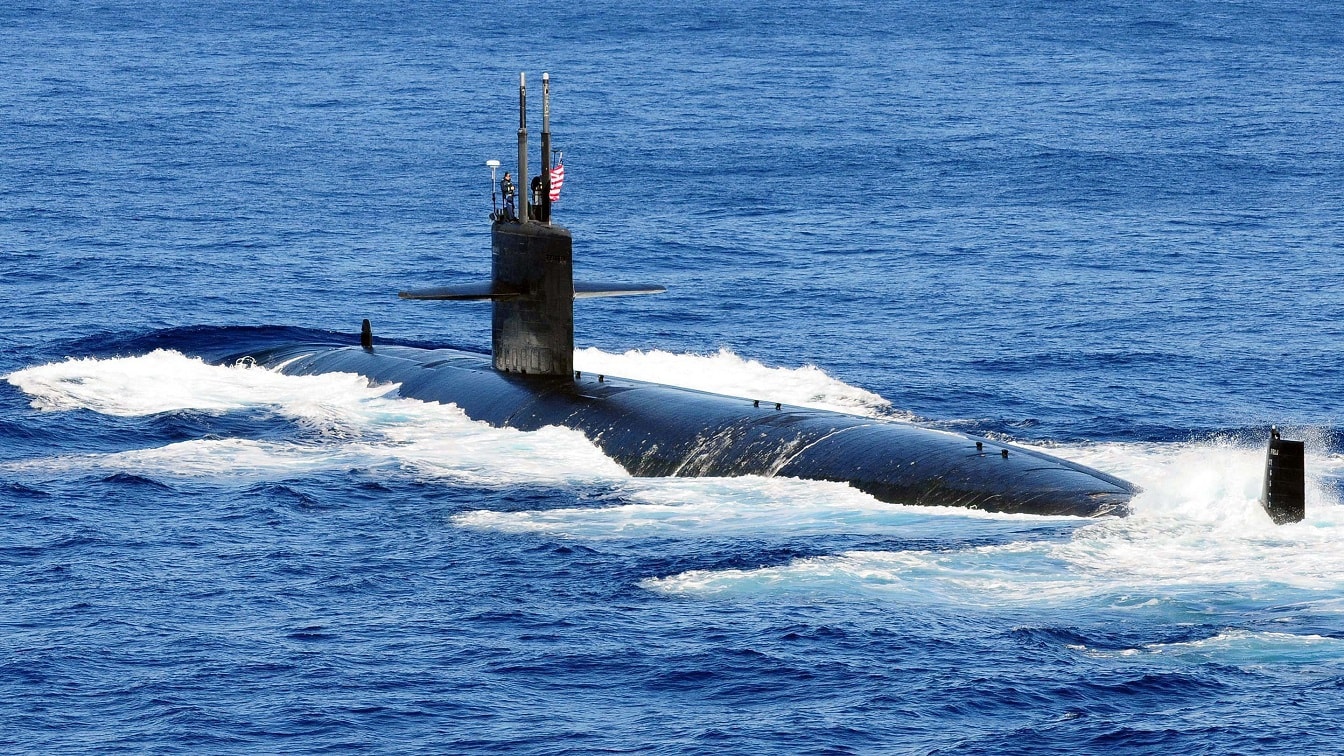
[400,72,662,377]
[491,220,575,375]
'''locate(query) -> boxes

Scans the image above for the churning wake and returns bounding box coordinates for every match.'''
[8,347,1344,621]
[5,350,625,487]
[642,440,1344,616]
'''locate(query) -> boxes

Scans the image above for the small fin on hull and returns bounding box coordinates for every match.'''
[574,281,667,299]
[399,282,521,301]
[1261,426,1306,525]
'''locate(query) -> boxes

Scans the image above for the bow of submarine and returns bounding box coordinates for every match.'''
[210,342,1133,518]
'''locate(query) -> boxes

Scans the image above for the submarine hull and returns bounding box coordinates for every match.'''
[213,340,1134,518]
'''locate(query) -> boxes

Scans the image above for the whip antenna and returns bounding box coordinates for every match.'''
[517,72,528,223]
[541,72,552,223]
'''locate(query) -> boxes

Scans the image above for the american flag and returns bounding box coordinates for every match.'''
[549,163,564,202]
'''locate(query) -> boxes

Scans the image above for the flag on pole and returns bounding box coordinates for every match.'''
[549,162,564,202]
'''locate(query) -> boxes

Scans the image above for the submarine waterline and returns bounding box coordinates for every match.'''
[203,338,1134,518]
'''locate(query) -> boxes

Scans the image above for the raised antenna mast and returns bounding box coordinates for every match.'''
[541,72,552,224]
[517,72,529,223]
[399,74,666,378]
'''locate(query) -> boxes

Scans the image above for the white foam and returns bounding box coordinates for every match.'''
[8,349,392,417]
[646,439,1344,608]
[1073,630,1344,669]
[451,475,1058,538]
[573,346,894,417]
[4,351,625,486]
[13,351,1344,618]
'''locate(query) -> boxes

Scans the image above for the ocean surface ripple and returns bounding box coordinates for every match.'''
[3,1,1343,752]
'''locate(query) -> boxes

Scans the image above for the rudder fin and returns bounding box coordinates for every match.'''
[1261,426,1306,525]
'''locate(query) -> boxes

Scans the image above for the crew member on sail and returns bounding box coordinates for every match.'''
[500,172,516,219]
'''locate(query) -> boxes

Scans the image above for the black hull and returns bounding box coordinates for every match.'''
[210,340,1134,518]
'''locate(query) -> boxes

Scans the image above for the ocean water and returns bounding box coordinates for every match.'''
[3,1,1344,752]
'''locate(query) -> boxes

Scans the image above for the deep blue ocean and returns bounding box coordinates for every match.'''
[4,1,1344,752]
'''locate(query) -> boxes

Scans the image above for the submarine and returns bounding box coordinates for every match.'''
[193,72,1140,518]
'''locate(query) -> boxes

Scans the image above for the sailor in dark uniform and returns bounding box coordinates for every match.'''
[500,172,516,218]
